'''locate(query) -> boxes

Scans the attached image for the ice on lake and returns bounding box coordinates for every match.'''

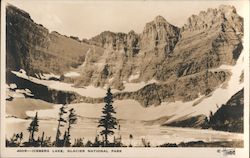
[6,117,243,147]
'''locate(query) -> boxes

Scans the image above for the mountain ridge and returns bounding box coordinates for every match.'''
[6,4,244,106]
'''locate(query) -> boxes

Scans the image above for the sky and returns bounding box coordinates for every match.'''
[4,0,248,39]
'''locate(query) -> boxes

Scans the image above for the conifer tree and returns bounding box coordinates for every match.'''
[129,134,133,147]
[55,104,67,146]
[98,87,117,146]
[27,112,39,143]
[19,132,23,145]
[65,108,77,146]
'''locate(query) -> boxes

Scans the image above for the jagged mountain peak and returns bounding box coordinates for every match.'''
[182,4,243,33]
[154,15,167,23]
[98,30,116,36]
[128,30,136,35]
[140,15,180,53]
[218,4,237,13]
[145,15,175,29]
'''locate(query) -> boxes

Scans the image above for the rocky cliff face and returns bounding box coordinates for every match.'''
[114,70,229,107]
[180,4,243,65]
[6,5,49,74]
[140,15,180,55]
[6,5,243,108]
[90,31,140,55]
[90,15,180,56]
[69,5,243,107]
[6,5,104,76]
[183,5,243,33]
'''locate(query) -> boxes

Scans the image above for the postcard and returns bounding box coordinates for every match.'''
[0,0,249,157]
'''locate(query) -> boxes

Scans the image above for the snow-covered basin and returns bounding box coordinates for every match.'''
[25,100,200,121]
[6,117,243,147]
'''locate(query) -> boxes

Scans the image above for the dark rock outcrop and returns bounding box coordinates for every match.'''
[164,89,244,133]
[208,88,244,133]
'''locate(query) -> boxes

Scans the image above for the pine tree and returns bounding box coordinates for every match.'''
[8,133,19,147]
[19,132,23,146]
[209,111,213,122]
[98,87,117,146]
[27,112,39,143]
[40,132,45,147]
[55,104,67,146]
[65,108,77,146]
[63,131,68,146]
[129,134,133,147]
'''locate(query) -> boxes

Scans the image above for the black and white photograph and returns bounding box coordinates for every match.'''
[0,0,249,157]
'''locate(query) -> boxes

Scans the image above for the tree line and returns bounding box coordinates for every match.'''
[6,88,128,147]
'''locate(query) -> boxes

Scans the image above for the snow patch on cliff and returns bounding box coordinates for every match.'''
[64,71,80,77]
[128,72,140,82]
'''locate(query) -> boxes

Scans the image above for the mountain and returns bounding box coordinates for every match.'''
[5,4,244,131]
[6,5,104,76]
[78,5,243,107]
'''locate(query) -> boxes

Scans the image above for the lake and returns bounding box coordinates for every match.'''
[6,117,243,147]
